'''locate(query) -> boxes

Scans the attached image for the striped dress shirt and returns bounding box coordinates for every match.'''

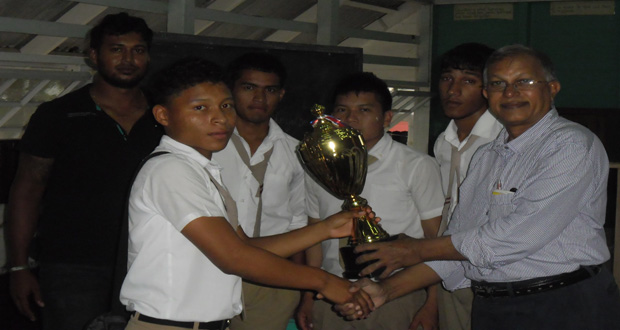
[427,108,610,290]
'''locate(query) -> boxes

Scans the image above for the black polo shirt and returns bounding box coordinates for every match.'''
[19,84,163,266]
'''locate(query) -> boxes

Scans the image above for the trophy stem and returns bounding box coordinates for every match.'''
[343,195,390,246]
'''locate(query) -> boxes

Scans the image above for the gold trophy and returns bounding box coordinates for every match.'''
[297,105,393,279]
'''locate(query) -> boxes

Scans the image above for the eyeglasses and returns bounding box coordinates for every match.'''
[485,79,549,93]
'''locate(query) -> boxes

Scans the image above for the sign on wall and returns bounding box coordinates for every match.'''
[454,4,514,21]
[551,1,615,16]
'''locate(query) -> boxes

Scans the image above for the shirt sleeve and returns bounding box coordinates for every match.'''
[304,173,321,220]
[19,101,66,158]
[451,142,597,269]
[425,260,471,291]
[143,158,226,232]
[286,160,308,231]
[402,155,444,220]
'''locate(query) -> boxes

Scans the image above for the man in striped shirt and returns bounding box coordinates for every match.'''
[336,45,620,330]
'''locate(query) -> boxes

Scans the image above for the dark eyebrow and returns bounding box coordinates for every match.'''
[240,82,281,89]
[463,70,482,77]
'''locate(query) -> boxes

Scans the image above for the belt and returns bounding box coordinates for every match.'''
[471,265,602,298]
[133,312,230,330]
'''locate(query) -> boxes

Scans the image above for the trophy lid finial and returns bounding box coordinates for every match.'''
[311,104,325,117]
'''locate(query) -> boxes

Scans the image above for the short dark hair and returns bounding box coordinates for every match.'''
[225,52,287,89]
[440,43,495,73]
[89,12,153,51]
[149,58,225,107]
[331,72,392,113]
[484,44,557,84]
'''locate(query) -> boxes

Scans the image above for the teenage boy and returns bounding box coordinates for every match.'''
[120,58,372,330]
[433,43,502,330]
[6,13,161,330]
[296,72,444,330]
[213,53,304,330]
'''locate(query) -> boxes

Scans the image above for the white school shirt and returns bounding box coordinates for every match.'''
[120,135,243,322]
[213,119,306,236]
[306,133,444,277]
[433,110,502,220]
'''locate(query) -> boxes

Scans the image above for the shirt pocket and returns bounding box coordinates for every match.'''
[488,192,515,221]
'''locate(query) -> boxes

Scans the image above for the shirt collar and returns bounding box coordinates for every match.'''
[230,119,286,164]
[493,107,558,154]
[471,110,502,139]
[159,135,222,170]
[231,118,286,148]
[444,110,501,148]
[368,133,392,161]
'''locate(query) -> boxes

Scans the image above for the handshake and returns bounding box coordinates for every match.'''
[309,234,432,322]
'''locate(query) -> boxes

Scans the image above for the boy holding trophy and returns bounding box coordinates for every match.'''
[296,72,445,330]
[119,58,373,330]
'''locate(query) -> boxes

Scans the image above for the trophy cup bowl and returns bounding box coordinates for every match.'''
[297,105,393,279]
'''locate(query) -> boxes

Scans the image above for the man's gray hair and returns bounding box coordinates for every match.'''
[483,44,557,85]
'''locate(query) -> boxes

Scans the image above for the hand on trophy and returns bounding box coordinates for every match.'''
[333,278,387,320]
[323,207,380,239]
[354,234,421,279]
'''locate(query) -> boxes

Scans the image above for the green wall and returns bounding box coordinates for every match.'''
[429,1,620,152]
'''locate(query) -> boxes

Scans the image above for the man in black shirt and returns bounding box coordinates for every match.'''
[6,13,162,330]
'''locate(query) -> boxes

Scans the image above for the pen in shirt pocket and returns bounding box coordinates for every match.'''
[492,187,517,195]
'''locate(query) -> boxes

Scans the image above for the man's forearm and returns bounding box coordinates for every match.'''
[6,154,51,267]
[419,236,466,262]
[383,263,442,303]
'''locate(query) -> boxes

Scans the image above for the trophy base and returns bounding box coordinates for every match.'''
[339,235,397,280]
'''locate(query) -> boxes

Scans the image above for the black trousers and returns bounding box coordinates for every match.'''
[472,267,620,330]
[39,263,114,330]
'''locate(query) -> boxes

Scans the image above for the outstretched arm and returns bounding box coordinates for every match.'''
[6,153,53,321]
[355,235,465,277]
[247,208,374,258]
[182,215,352,304]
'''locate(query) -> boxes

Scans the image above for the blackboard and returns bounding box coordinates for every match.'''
[148,33,363,140]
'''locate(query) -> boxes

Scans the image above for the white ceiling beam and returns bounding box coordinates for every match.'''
[0,53,86,65]
[340,26,418,44]
[75,0,168,13]
[416,3,432,84]
[433,0,565,3]
[194,0,246,34]
[0,80,49,127]
[20,3,107,54]
[264,5,317,42]
[168,0,195,34]
[342,0,397,14]
[194,7,316,33]
[0,79,17,95]
[317,0,339,45]
[0,69,92,81]
[0,17,89,38]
